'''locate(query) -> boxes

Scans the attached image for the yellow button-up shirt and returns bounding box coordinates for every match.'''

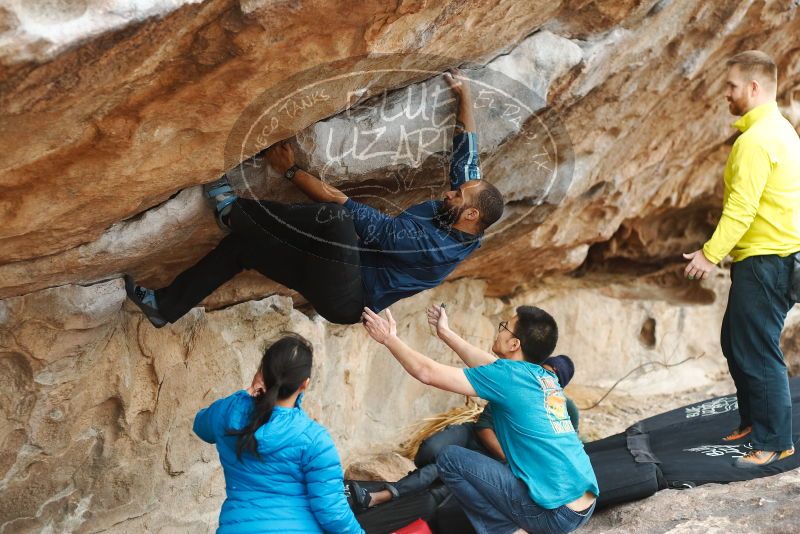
[703,101,800,263]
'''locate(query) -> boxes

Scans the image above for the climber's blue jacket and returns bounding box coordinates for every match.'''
[344,131,484,312]
[193,390,363,534]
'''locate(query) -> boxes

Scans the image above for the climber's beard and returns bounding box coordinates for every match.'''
[727,96,748,116]
[434,201,465,228]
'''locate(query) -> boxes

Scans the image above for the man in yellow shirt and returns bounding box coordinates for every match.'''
[683,50,800,468]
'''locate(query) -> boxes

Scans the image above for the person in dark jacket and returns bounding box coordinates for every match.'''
[124,68,504,328]
[192,334,363,534]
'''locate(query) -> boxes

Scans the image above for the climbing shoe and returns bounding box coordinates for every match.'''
[123,275,167,328]
[734,447,794,469]
[722,426,752,442]
[345,480,372,511]
[203,176,238,230]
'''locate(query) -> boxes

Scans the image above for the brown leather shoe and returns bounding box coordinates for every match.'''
[734,447,795,468]
[722,426,752,441]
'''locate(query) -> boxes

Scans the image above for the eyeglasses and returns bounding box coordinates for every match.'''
[498,320,516,337]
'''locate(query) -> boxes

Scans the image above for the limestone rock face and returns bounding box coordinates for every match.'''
[3,269,798,532]
[344,453,416,483]
[2,0,800,301]
[2,0,800,532]
[0,0,561,280]
[584,471,800,534]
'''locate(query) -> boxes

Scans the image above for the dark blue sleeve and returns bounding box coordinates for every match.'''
[343,198,425,250]
[303,428,365,534]
[343,198,393,244]
[449,131,481,189]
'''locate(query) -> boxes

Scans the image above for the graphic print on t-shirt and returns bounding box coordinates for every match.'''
[539,375,574,434]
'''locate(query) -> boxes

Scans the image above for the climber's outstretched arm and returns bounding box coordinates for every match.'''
[444,69,481,189]
[291,168,348,205]
[264,141,348,205]
[444,68,476,134]
[362,308,478,397]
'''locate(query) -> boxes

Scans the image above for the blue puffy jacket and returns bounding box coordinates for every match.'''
[193,390,364,534]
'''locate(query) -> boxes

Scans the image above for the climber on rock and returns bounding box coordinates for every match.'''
[362,304,598,534]
[123,68,504,328]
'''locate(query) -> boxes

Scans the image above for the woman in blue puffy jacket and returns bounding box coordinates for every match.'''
[193,334,364,533]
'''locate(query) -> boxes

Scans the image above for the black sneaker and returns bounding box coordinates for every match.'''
[123,275,167,328]
[345,481,371,511]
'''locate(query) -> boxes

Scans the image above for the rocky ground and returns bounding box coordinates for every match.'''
[348,375,800,534]
[572,372,736,442]
[585,470,800,534]
[579,380,800,534]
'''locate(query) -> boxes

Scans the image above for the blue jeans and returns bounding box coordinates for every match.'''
[436,446,594,534]
[722,254,795,451]
[389,423,488,498]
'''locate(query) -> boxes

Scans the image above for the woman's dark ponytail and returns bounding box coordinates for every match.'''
[228,334,313,460]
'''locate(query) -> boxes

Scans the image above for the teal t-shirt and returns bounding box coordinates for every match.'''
[464,359,599,509]
[476,397,580,432]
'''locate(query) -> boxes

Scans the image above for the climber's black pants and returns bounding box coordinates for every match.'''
[721,254,795,451]
[389,423,489,498]
[156,199,365,325]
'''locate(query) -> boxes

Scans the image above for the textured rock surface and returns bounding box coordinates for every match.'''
[0,0,560,280]
[584,469,800,533]
[2,0,800,532]
[6,271,786,532]
[2,0,800,301]
[344,453,416,483]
